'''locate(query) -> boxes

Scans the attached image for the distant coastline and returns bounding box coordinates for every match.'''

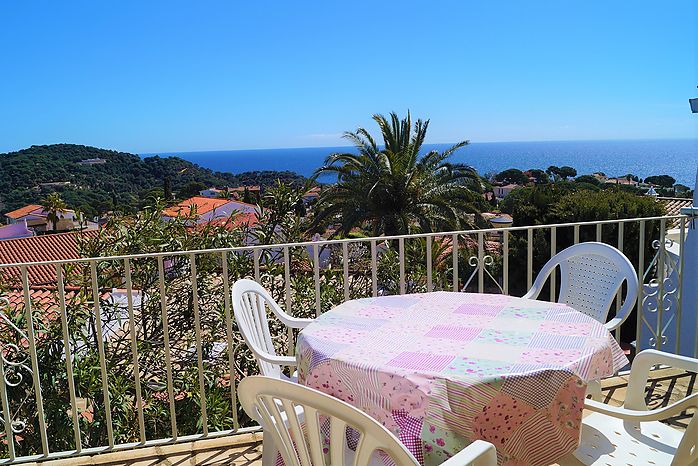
[143,138,697,188]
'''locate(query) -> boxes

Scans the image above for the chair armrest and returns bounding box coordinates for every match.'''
[604,293,637,332]
[523,257,558,300]
[278,315,314,329]
[522,287,540,300]
[266,298,315,329]
[256,352,297,367]
[633,349,698,373]
[584,393,698,422]
[624,349,698,410]
[441,440,497,466]
[603,317,623,332]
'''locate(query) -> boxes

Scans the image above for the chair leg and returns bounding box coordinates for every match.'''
[262,432,278,466]
[586,379,602,401]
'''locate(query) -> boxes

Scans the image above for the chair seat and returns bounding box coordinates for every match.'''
[570,412,684,465]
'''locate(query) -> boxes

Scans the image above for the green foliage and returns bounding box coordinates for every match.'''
[644,174,675,188]
[574,175,602,186]
[503,188,665,299]
[546,165,577,181]
[526,169,549,184]
[178,181,208,199]
[313,112,485,236]
[548,189,665,224]
[494,168,529,186]
[42,192,67,232]
[0,144,306,215]
[499,183,576,226]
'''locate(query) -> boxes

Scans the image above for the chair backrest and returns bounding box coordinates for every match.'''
[232,279,284,378]
[534,242,638,326]
[239,376,420,466]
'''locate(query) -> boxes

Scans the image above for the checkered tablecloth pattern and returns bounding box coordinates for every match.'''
[296,292,627,466]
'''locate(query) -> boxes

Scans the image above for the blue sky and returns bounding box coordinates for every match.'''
[0,1,696,153]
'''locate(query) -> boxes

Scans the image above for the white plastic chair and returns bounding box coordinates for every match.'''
[239,376,497,466]
[560,349,697,466]
[232,278,313,379]
[523,242,638,332]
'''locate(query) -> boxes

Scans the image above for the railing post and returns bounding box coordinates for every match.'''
[21,266,49,457]
[90,261,114,448]
[656,219,667,352]
[399,238,406,295]
[636,220,646,352]
[452,234,459,292]
[426,236,433,293]
[124,258,146,444]
[477,232,485,293]
[503,231,509,295]
[549,227,557,301]
[313,244,321,314]
[158,256,179,438]
[527,229,533,290]
[56,264,82,452]
[370,240,378,297]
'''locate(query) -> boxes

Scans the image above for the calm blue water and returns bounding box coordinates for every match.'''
[144,139,698,188]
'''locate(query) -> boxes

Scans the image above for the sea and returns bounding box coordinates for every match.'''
[143,139,698,188]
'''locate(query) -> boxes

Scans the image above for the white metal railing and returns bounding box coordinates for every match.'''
[0,214,692,463]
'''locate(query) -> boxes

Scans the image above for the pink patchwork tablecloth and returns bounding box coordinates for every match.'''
[296,292,628,466]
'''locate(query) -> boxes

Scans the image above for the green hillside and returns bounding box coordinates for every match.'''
[0,144,306,216]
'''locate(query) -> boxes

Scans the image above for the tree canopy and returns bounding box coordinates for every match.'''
[494,168,530,185]
[644,175,676,188]
[546,165,577,181]
[312,112,485,236]
[0,144,307,216]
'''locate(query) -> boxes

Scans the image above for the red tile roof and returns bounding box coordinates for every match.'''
[0,231,96,286]
[203,212,259,230]
[4,204,44,219]
[2,286,75,317]
[162,196,256,218]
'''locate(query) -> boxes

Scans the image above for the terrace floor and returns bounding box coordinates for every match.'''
[33,368,695,466]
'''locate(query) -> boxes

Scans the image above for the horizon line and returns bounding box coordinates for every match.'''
[138,136,695,155]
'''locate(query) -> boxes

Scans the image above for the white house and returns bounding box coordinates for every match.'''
[493,184,520,200]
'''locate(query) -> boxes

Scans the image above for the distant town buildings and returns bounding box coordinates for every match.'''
[3,204,96,234]
[0,221,33,240]
[606,177,640,187]
[198,186,262,199]
[77,158,107,165]
[303,186,321,204]
[162,196,258,227]
[493,183,521,200]
[198,187,224,198]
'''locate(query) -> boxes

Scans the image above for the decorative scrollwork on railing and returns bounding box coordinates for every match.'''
[462,255,504,293]
[0,297,32,435]
[640,237,682,351]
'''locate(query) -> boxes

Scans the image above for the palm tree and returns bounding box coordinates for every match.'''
[312,112,481,237]
[43,192,67,232]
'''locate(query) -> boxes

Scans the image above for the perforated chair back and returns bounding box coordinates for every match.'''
[240,376,420,466]
[240,377,497,466]
[524,242,638,331]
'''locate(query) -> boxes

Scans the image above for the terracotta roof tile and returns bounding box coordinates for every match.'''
[4,204,44,219]
[162,196,256,218]
[0,231,96,286]
[658,197,693,216]
[194,212,259,231]
[658,197,693,228]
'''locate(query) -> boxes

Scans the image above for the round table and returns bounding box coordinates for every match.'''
[296,292,628,466]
